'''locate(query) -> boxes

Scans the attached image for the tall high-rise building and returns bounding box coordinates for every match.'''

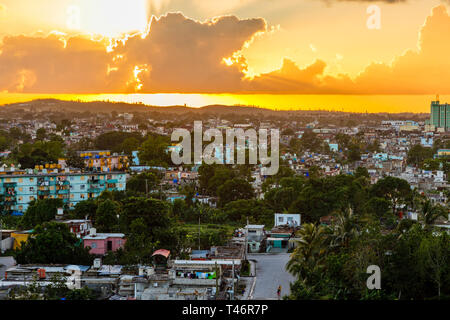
[430,98,450,131]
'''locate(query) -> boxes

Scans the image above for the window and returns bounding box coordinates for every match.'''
[81,194,85,199]
[18,178,23,183]
[80,185,85,190]
[80,176,85,181]
[91,242,97,249]
[19,187,23,191]
[29,178,34,182]
[278,217,284,222]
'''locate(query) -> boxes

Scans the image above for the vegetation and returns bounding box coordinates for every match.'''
[13,222,93,265]
[286,221,450,300]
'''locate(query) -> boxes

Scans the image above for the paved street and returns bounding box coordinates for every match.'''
[248,253,295,300]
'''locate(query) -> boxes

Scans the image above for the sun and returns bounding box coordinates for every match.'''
[72,0,149,37]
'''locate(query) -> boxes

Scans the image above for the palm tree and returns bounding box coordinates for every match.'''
[419,198,447,230]
[330,207,359,248]
[286,223,328,281]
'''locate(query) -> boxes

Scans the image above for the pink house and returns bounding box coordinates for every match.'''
[83,232,126,255]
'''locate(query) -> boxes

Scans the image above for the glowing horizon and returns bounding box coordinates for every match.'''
[0,1,449,113]
[0,93,442,114]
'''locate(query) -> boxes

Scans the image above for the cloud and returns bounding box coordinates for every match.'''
[350,4,450,94]
[0,5,450,95]
[0,34,119,93]
[246,4,450,94]
[112,13,266,93]
[319,0,406,3]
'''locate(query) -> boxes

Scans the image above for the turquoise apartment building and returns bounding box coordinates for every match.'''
[0,169,126,214]
[430,99,450,131]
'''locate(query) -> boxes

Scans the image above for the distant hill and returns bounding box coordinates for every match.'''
[0,98,430,119]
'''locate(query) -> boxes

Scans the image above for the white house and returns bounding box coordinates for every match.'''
[274,213,301,227]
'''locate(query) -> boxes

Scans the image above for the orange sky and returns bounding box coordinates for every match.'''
[0,0,449,112]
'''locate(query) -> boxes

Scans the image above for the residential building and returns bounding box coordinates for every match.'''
[430,99,450,131]
[0,169,126,214]
[274,213,301,227]
[245,225,265,253]
[83,229,126,255]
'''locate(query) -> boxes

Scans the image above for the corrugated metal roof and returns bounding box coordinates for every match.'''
[152,249,170,258]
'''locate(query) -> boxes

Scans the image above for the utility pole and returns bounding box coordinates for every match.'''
[198,215,201,251]
[145,179,148,198]
[0,218,3,254]
[215,261,219,299]
[245,217,249,260]
[231,260,235,300]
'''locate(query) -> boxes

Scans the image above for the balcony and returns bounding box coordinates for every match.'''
[172,278,217,286]
[4,183,17,188]
[88,187,102,193]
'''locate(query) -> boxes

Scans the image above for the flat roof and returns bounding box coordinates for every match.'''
[173,260,241,266]
[245,225,265,229]
[0,171,126,178]
[84,233,125,240]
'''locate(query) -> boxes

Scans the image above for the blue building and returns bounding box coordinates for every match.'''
[0,170,126,214]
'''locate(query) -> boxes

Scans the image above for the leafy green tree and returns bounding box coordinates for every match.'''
[120,137,141,156]
[347,143,361,162]
[365,197,392,220]
[70,199,98,220]
[223,199,273,226]
[354,167,370,179]
[36,128,47,141]
[335,133,351,150]
[0,135,9,151]
[95,199,120,232]
[417,233,449,298]
[66,149,85,169]
[407,144,433,167]
[217,178,254,207]
[121,197,171,243]
[370,176,412,216]
[126,172,160,195]
[21,199,64,229]
[138,134,171,167]
[14,222,93,265]
[94,131,142,152]
[300,130,321,152]
[124,218,157,264]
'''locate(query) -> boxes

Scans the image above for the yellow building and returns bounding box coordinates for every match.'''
[11,231,33,250]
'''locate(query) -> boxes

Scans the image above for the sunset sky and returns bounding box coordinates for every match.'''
[0,0,449,112]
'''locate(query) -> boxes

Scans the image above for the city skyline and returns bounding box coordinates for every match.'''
[0,1,450,112]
